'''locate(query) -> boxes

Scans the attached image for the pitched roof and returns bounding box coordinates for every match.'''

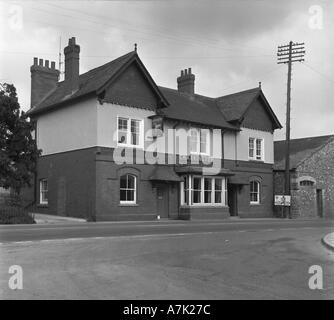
[27,50,280,131]
[216,87,260,122]
[158,86,237,130]
[274,134,334,170]
[27,52,136,116]
[215,87,282,129]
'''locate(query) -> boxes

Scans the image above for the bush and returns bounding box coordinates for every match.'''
[0,206,36,224]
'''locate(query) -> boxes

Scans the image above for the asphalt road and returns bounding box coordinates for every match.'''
[0,219,333,299]
[0,218,333,243]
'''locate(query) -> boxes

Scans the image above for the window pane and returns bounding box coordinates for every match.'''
[130,120,140,146]
[215,179,222,191]
[118,118,128,130]
[204,191,211,203]
[204,178,211,190]
[127,190,134,201]
[131,120,140,133]
[249,138,254,158]
[118,131,127,144]
[120,175,127,189]
[193,190,201,203]
[190,129,198,153]
[120,189,127,201]
[256,139,262,159]
[127,175,135,189]
[215,191,221,203]
[131,132,139,145]
[200,130,208,154]
[193,177,201,190]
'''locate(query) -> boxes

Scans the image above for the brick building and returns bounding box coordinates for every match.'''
[25,37,282,221]
[274,135,334,218]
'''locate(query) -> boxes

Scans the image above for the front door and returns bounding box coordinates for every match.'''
[316,189,323,217]
[157,183,169,218]
[227,184,238,216]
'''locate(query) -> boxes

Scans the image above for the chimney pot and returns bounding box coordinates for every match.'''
[51,61,55,69]
[177,67,195,95]
[64,36,80,93]
[30,59,59,107]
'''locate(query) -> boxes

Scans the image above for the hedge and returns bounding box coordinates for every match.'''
[0,206,36,224]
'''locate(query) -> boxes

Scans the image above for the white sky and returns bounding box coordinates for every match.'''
[1,0,334,140]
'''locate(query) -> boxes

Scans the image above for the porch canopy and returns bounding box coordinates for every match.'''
[228,173,250,185]
[175,166,234,176]
[149,166,183,182]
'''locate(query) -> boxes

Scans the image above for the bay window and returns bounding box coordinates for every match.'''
[192,177,202,203]
[204,178,212,203]
[181,175,227,206]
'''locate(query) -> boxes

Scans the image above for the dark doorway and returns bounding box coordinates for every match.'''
[316,189,323,217]
[227,184,238,216]
[156,183,169,218]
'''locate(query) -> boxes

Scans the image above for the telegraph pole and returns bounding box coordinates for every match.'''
[277,41,305,218]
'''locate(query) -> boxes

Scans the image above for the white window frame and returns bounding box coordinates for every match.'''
[39,179,48,205]
[180,175,227,207]
[117,116,144,149]
[249,137,264,161]
[119,174,137,205]
[250,180,260,204]
[189,128,210,156]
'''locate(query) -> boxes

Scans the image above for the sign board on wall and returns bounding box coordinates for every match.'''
[274,195,291,206]
[151,115,164,138]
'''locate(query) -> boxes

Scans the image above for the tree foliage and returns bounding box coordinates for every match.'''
[0,83,41,194]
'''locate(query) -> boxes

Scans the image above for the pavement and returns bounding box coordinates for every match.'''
[322,232,334,251]
[0,218,333,299]
[32,213,86,224]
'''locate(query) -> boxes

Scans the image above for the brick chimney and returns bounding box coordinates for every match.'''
[64,37,80,94]
[177,68,195,95]
[30,57,59,107]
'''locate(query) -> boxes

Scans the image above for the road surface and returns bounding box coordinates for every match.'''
[0,219,333,299]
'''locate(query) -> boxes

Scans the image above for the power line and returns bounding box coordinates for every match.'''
[41,2,274,55]
[0,50,275,60]
[218,64,283,93]
[27,5,275,56]
[301,62,334,85]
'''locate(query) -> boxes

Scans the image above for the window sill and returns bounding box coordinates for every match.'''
[250,203,261,206]
[118,203,138,207]
[248,159,264,163]
[37,204,48,208]
[180,204,228,208]
[117,144,144,149]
